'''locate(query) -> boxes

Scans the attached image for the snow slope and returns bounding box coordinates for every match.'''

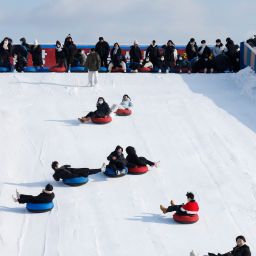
[0,72,256,256]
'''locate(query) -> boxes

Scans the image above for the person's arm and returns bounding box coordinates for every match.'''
[53,172,60,181]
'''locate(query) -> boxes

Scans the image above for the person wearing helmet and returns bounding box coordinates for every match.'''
[12,184,55,204]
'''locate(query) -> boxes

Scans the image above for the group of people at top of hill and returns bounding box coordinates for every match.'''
[0,35,240,73]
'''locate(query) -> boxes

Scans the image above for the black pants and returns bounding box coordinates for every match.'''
[72,168,101,177]
[100,57,108,68]
[166,204,187,215]
[107,162,125,171]
[18,195,52,204]
[85,111,105,118]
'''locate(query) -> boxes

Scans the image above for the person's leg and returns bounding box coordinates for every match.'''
[166,205,182,213]
[18,194,35,204]
[88,71,93,86]
[121,61,126,72]
[108,62,113,72]
[94,71,98,85]
[138,157,154,166]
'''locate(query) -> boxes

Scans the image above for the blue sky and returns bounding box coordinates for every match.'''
[0,0,255,45]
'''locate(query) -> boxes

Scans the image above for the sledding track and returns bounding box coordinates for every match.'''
[0,73,256,256]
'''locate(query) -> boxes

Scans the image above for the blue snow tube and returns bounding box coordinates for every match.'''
[70,66,88,72]
[104,167,128,178]
[0,67,11,72]
[63,176,89,186]
[99,66,108,72]
[24,66,49,72]
[26,202,54,213]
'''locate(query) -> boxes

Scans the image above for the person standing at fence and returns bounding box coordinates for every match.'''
[95,37,110,68]
[31,40,43,67]
[85,48,101,86]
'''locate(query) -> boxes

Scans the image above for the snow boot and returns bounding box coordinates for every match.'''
[160,204,167,214]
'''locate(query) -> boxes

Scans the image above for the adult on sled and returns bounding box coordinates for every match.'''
[12,184,55,204]
[160,192,199,216]
[107,146,128,175]
[78,97,111,123]
[125,146,159,168]
[51,161,106,181]
[208,235,251,256]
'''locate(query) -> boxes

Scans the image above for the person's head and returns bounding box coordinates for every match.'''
[51,161,59,170]
[216,39,221,45]
[122,94,130,101]
[44,183,53,193]
[34,39,39,46]
[115,145,123,155]
[186,192,195,201]
[201,40,206,46]
[90,48,95,53]
[114,42,119,49]
[152,40,156,46]
[190,38,195,45]
[99,37,104,42]
[236,236,246,247]
[145,57,150,62]
[56,40,61,47]
[160,56,164,61]
[97,97,104,104]
[126,146,136,155]
[226,37,231,43]
[3,38,8,45]
[20,37,26,44]
[167,40,174,46]
[134,40,139,46]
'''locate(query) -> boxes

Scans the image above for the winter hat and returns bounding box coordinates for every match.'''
[51,161,59,170]
[152,40,156,45]
[99,37,104,41]
[201,40,206,44]
[134,40,139,45]
[186,192,195,200]
[34,39,39,46]
[236,235,246,242]
[45,184,53,192]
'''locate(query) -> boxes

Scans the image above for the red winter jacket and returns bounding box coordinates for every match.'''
[180,200,199,215]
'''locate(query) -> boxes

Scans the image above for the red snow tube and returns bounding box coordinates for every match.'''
[138,67,152,72]
[128,165,148,175]
[173,213,199,224]
[91,116,112,124]
[49,66,66,72]
[111,67,125,73]
[116,108,132,116]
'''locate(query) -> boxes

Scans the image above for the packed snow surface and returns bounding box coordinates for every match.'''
[0,71,256,256]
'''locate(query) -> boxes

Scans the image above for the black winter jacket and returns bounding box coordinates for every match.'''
[126,146,154,167]
[53,165,81,181]
[31,45,43,66]
[146,45,160,62]
[221,244,251,256]
[163,45,176,62]
[95,102,111,117]
[129,45,142,63]
[185,43,198,60]
[107,146,127,166]
[110,47,123,66]
[198,46,212,60]
[19,191,55,204]
[95,41,110,59]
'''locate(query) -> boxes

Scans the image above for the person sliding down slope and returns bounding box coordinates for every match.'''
[12,184,55,204]
[78,97,111,123]
[111,94,133,112]
[207,235,251,256]
[107,145,128,175]
[160,192,199,216]
[51,161,106,181]
[125,146,159,168]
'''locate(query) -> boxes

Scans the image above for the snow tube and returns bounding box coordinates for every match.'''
[26,202,54,213]
[99,66,108,72]
[49,66,66,72]
[116,108,132,116]
[138,67,152,72]
[91,116,112,124]
[173,213,199,224]
[111,67,125,73]
[70,66,87,72]
[128,165,148,175]
[0,67,11,72]
[23,66,49,72]
[63,176,89,186]
[104,167,128,178]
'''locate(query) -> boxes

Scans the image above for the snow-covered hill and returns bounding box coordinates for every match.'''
[0,71,256,256]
